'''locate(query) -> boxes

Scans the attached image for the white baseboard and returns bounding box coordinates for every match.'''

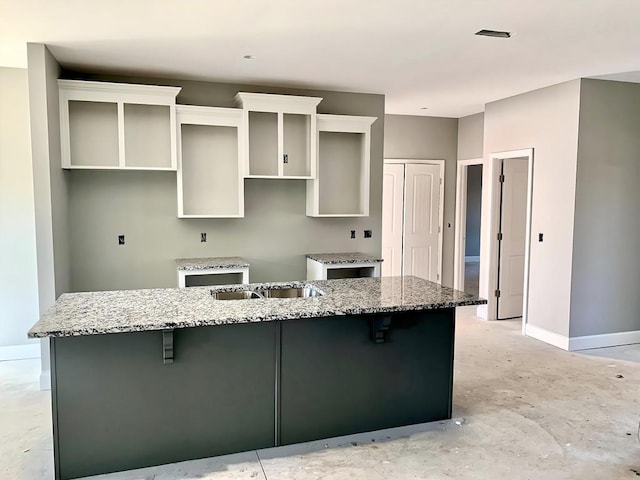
[465,256,480,262]
[525,324,569,350]
[476,304,488,320]
[569,330,640,351]
[40,370,51,391]
[0,343,41,361]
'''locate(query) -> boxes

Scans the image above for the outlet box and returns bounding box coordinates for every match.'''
[118,235,125,245]
[364,230,372,238]
[350,230,356,239]
[201,233,207,243]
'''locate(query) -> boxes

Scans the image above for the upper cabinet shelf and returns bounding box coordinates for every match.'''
[306,114,376,217]
[234,92,322,179]
[58,80,182,170]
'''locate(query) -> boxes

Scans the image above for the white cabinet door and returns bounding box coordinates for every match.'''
[497,158,528,319]
[403,164,441,282]
[381,164,405,276]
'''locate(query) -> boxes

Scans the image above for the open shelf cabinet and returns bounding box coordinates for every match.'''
[235,92,322,179]
[306,114,376,217]
[58,80,181,170]
[176,105,244,218]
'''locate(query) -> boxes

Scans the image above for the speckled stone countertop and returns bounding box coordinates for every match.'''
[306,252,383,264]
[28,276,486,338]
[176,257,249,271]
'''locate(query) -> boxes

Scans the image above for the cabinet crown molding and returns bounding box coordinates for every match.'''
[234,92,322,114]
[176,105,242,127]
[58,79,182,99]
[317,114,377,133]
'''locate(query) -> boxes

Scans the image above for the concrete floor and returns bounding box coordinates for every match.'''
[2,306,639,480]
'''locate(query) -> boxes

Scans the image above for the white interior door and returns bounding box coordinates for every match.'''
[403,164,441,282]
[497,158,528,319]
[381,164,404,276]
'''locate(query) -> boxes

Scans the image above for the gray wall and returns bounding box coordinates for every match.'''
[48,58,70,299]
[484,80,581,332]
[569,79,640,337]
[60,72,384,290]
[28,44,70,383]
[457,113,484,160]
[28,44,70,302]
[464,164,482,257]
[383,114,458,287]
[0,67,40,349]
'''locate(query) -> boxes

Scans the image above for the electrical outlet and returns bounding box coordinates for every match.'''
[118,235,125,245]
[539,233,544,242]
[364,230,372,238]
[350,230,356,239]
[201,233,207,243]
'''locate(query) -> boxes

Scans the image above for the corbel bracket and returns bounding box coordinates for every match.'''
[370,316,392,344]
[163,329,174,364]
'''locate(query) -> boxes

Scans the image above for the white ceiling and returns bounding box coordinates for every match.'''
[2,0,640,117]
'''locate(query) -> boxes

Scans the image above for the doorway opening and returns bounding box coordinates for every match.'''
[454,159,483,295]
[478,149,534,333]
[381,159,444,283]
[454,149,534,332]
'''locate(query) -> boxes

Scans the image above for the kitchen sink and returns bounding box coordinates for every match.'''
[210,290,262,300]
[258,286,323,298]
[210,285,323,300]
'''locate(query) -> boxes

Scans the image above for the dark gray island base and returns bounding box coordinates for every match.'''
[32,277,485,480]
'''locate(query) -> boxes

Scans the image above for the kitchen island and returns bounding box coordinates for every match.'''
[29,276,485,480]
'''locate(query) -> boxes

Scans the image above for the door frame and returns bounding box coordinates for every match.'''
[384,159,445,284]
[453,158,483,292]
[478,149,534,334]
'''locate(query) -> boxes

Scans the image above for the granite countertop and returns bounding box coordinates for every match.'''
[28,276,486,338]
[176,257,249,271]
[306,252,383,264]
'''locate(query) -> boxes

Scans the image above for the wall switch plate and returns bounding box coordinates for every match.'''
[201,233,207,243]
[364,230,372,238]
[118,235,125,245]
[350,230,356,239]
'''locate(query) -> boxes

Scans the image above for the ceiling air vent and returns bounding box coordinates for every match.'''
[475,29,511,38]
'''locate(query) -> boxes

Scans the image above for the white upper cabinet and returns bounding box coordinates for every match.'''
[58,82,376,218]
[59,80,181,170]
[176,105,244,218]
[234,93,322,179]
[306,114,376,217]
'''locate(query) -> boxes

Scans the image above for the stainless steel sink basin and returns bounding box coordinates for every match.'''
[258,287,323,298]
[210,285,323,300]
[210,290,262,300]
